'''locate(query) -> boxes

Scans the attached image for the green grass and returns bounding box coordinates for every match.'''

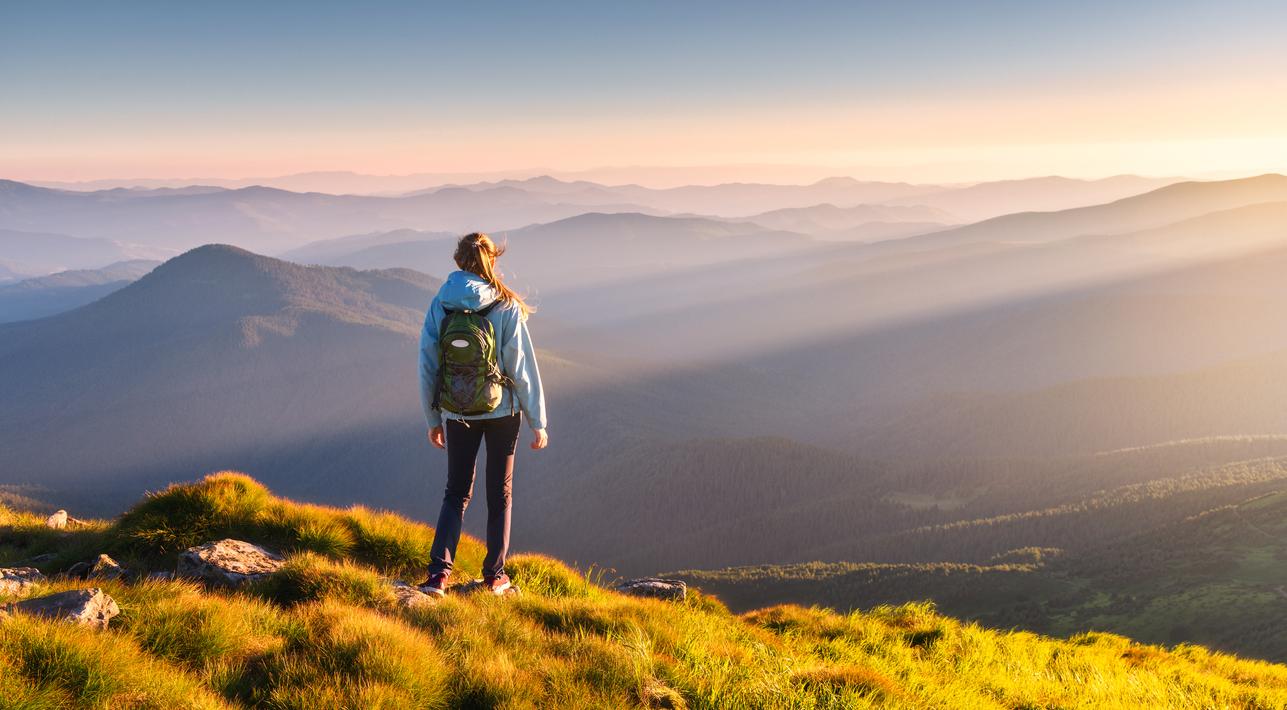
[3,472,1287,708]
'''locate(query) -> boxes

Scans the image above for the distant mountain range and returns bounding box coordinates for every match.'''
[5,170,1287,598]
[0,173,1188,264]
[0,226,169,276]
[0,259,159,323]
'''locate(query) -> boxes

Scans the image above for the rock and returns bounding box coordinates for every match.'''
[89,554,125,580]
[614,578,687,601]
[0,567,46,596]
[147,571,175,582]
[18,553,57,566]
[63,555,122,581]
[177,539,284,587]
[5,588,120,629]
[44,510,68,529]
[389,580,438,608]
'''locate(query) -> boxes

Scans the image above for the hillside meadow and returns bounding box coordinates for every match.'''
[2,473,1287,708]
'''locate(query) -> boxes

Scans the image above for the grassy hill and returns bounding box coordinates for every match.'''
[676,481,1287,664]
[3,473,1286,708]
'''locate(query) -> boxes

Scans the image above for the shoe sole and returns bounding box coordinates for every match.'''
[489,582,512,595]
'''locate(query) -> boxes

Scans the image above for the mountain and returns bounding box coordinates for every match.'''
[882,174,1287,255]
[4,474,1282,707]
[0,180,668,253]
[0,245,441,507]
[309,212,820,292]
[724,202,955,241]
[601,176,935,216]
[0,226,168,276]
[277,228,456,264]
[884,175,1182,222]
[0,259,160,322]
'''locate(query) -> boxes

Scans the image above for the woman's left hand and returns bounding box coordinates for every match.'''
[531,428,549,450]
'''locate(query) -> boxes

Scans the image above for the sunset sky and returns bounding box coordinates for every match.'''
[5,1,1287,185]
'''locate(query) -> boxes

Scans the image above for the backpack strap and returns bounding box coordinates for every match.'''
[430,307,455,411]
[475,300,517,414]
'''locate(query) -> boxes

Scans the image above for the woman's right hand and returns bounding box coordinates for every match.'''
[428,426,445,449]
[531,428,549,450]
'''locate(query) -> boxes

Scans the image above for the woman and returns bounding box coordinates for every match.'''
[418,233,548,597]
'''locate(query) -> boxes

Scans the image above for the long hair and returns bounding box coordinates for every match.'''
[453,232,533,319]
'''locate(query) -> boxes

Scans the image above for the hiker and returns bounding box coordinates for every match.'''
[418,233,548,597]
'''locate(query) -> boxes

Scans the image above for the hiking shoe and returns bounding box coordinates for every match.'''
[418,572,449,597]
[484,573,512,595]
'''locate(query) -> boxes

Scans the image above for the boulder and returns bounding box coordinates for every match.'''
[44,510,68,529]
[0,567,46,596]
[64,554,123,581]
[390,580,438,608]
[4,588,120,629]
[85,554,125,580]
[177,539,283,587]
[614,578,687,601]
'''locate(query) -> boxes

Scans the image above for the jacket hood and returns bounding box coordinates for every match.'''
[438,270,499,311]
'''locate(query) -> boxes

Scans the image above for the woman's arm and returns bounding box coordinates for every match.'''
[418,296,444,430]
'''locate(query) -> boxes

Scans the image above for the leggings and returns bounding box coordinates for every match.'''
[427,413,521,579]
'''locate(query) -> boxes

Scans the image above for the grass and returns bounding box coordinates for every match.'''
[3,472,1287,708]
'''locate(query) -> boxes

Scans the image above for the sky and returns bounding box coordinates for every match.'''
[4,0,1287,185]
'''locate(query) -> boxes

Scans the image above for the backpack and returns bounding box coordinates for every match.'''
[432,301,511,416]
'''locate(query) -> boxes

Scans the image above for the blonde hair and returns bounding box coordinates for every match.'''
[454,232,533,319]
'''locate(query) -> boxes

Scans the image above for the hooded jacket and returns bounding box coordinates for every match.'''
[418,270,547,430]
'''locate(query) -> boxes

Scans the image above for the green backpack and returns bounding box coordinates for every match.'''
[432,301,511,416]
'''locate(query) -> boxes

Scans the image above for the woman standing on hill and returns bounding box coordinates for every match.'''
[418,233,548,597]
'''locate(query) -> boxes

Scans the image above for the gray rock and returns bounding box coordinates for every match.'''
[147,570,175,582]
[614,578,687,601]
[89,554,125,580]
[4,588,120,629]
[66,554,125,581]
[177,539,284,587]
[0,567,46,596]
[44,510,68,529]
[18,553,57,566]
[389,580,438,608]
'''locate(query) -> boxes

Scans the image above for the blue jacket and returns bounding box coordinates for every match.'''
[419,270,547,431]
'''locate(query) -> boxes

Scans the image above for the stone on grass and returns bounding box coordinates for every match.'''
[90,554,125,580]
[178,539,283,587]
[44,510,68,529]
[65,554,126,581]
[614,578,687,601]
[0,567,46,596]
[390,580,438,608]
[4,588,119,629]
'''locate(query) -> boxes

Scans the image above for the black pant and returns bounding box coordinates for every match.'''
[428,413,521,579]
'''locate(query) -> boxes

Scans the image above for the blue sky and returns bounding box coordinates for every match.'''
[4,1,1287,182]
